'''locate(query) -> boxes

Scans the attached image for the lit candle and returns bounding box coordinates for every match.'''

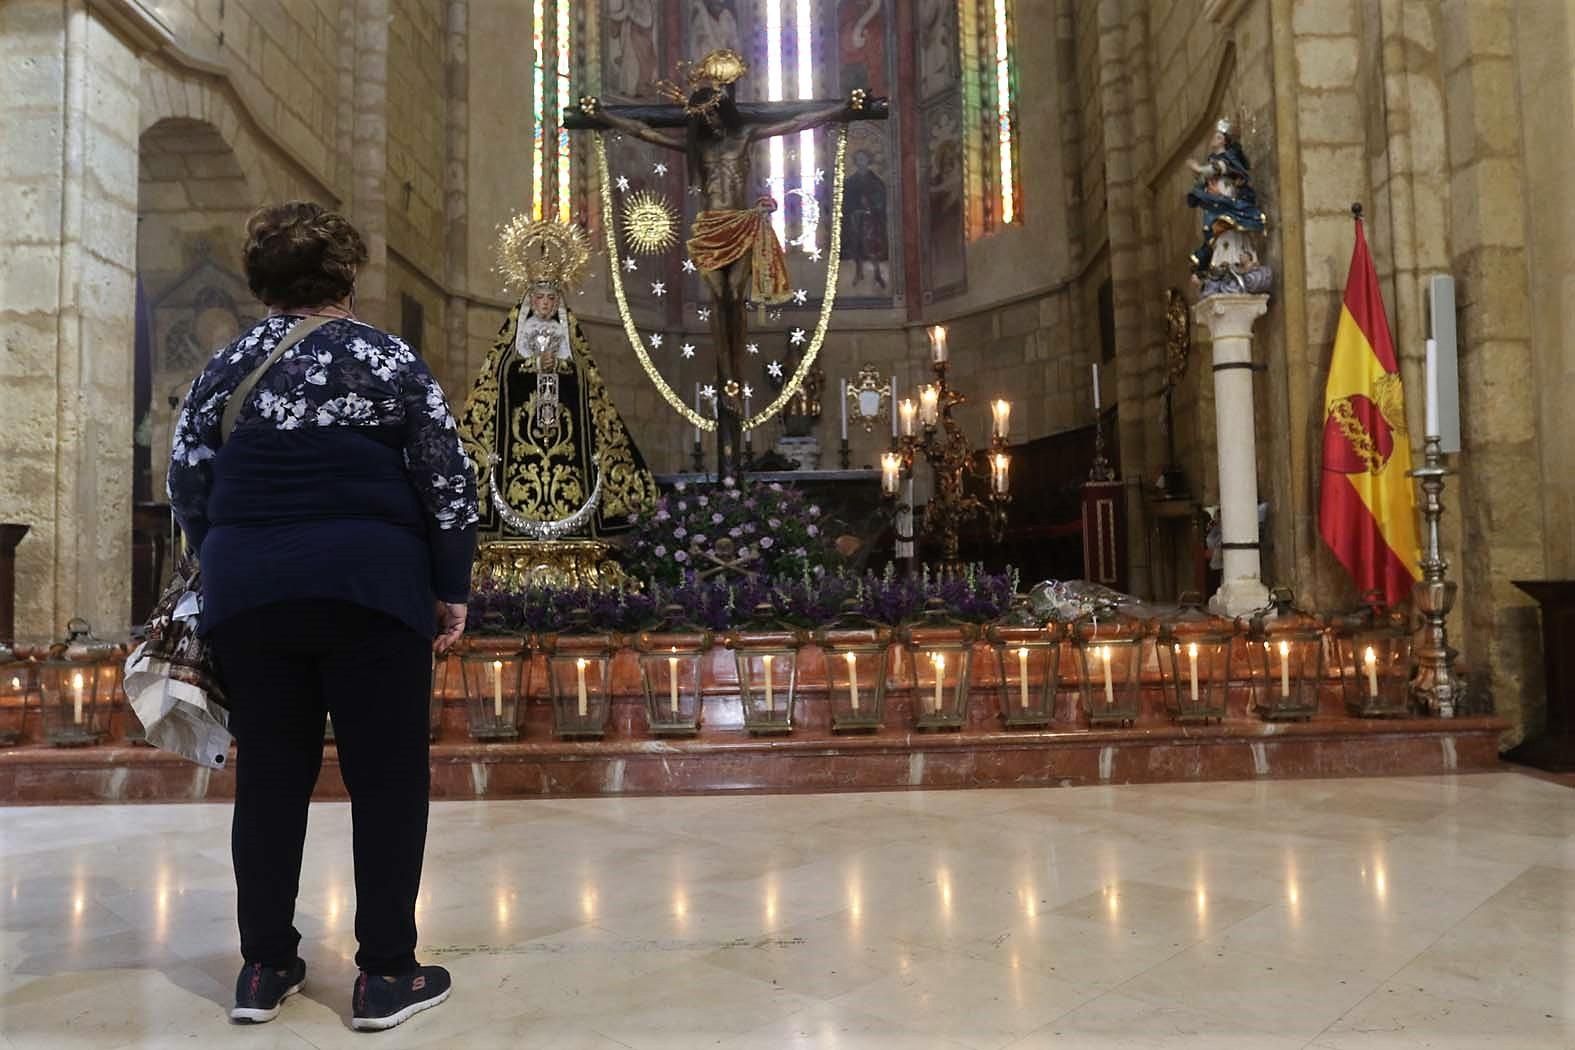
[991,399,1011,439]
[1017,647,1030,709]
[1424,338,1439,439]
[1278,640,1291,698]
[575,657,589,717]
[899,398,917,437]
[9,676,19,693]
[931,653,945,713]
[839,378,849,441]
[880,452,902,496]
[491,660,503,718]
[990,453,1010,495]
[1364,646,1378,699]
[1187,643,1199,702]
[762,654,774,708]
[919,385,939,427]
[1092,363,1101,411]
[928,325,948,364]
[71,671,84,725]
[890,377,899,437]
[845,651,859,711]
[1101,646,1114,707]
[668,650,680,718]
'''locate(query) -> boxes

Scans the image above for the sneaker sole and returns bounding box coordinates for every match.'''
[229,979,304,1024]
[350,986,451,1032]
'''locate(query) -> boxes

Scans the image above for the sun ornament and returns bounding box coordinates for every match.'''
[622,191,679,255]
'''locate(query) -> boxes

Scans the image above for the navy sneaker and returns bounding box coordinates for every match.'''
[230,958,306,1023]
[350,965,452,1032]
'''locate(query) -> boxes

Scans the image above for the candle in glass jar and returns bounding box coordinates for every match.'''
[762,654,775,708]
[668,651,680,717]
[880,452,902,496]
[491,660,503,718]
[71,671,84,725]
[845,651,859,711]
[899,398,917,436]
[991,399,1011,439]
[1277,640,1291,698]
[990,453,1010,495]
[931,653,945,713]
[575,657,589,717]
[928,325,948,364]
[1017,647,1030,709]
[919,385,939,427]
[1364,646,1378,698]
[1101,646,1114,707]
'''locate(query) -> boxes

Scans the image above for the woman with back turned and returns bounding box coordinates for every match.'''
[169,202,478,1032]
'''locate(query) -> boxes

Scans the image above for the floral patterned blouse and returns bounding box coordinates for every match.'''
[169,315,479,635]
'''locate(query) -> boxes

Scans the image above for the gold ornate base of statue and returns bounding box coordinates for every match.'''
[474,539,631,592]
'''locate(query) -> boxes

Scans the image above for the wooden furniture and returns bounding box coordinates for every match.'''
[1507,580,1575,770]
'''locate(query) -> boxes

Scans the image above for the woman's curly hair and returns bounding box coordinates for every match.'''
[242,201,368,308]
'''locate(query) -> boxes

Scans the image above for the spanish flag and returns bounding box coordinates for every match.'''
[1318,216,1421,607]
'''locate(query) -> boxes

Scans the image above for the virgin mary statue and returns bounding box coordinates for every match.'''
[457,218,657,558]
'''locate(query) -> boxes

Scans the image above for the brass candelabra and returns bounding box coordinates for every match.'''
[882,327,1011,571]
[1408,435,1462,717]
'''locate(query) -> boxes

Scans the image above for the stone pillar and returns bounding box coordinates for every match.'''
[1194,293,1271,615]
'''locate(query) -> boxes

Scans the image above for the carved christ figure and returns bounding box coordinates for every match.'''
[574,49,885,476]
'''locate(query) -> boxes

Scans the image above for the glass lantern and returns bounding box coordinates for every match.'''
[0,651,35,747]
[1331,597,1413,718]
[40,619,118,746]
[1072,617,1146,728]
[986,622,1065,729]
[636,629,711,737]
[729,629,803,735]
[545,633,614,739]
[460,643,530,741]
[1246,591,1325,722]
[903,621,977,730]
[815,619,895,732]
[1155,603,1235,724]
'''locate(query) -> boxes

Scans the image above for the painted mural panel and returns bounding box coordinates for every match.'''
[833,0,900,306]
[916,0,958,102]
[921,94,967,299]
[604,0,661,102]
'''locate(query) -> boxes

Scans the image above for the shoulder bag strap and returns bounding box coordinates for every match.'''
[219,315,335,444]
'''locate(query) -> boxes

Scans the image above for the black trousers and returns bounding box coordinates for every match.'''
[210,600,432,975]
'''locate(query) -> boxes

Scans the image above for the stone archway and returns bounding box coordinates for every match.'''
[132,117,261,622]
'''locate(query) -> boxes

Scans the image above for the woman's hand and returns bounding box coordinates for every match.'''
[434,601,467,654]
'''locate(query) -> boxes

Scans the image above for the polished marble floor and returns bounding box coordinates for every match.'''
[3,772,1574,1048]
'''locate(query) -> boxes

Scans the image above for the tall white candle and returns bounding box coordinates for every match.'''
[491,660,503,718]
[931,653,945,713]
[668,653,680,717]
[1101,646,1114,707]
[1187,643,1200,702]
[1424,338,1439,439]
[840,378,849,440]
[71,671,84,725]
[1364,646,1378,699]
[693,382,702,445]
[845,651,859,711]
[1017,647,1030,709]
[1092,363,1101,411]
[890,377,899,437]
[762,654,775,708]
[575,658,589,717]
[1277,640,1291,698]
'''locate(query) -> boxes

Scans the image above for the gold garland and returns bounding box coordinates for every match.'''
[594,127,849,433]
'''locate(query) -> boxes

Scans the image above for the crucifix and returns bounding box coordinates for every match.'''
[564,48,888,479]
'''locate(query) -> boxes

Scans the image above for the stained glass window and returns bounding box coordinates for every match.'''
[532,0,577,224]
[958,0,1019,238]
[763,0,817,247]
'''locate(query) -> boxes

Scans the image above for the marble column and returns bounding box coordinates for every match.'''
[1194,293,1270,616]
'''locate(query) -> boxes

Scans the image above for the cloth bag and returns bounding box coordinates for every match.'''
[124,315,331,768]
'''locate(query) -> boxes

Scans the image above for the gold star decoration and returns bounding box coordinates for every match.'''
[622,191,679,255]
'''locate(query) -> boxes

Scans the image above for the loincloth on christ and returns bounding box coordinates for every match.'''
[686,205,793,305]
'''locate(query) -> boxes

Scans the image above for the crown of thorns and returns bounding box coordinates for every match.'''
[655,49,749,126]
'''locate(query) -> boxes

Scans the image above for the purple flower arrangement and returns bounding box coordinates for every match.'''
[623,478,841,587]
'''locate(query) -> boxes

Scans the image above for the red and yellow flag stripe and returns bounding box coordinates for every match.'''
[1318,218,1421,606]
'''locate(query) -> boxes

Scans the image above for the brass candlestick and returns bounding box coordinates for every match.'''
[1408,435,1462,717]
[886,352,1010,572]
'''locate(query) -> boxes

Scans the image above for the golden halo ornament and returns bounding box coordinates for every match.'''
[495,215,593,295]
[622,191,679,255]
